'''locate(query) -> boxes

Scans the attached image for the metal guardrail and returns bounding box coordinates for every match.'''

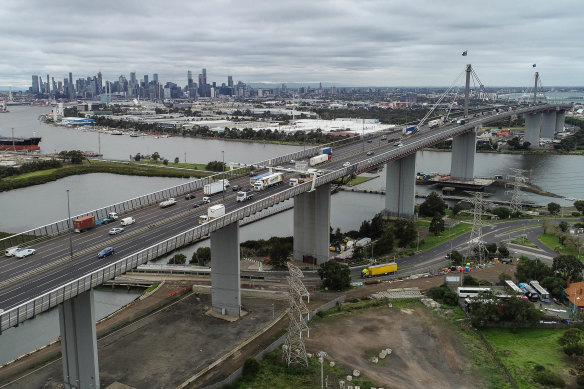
[0,103,570,332]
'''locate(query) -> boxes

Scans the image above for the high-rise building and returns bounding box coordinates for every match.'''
[153,73,158,83]
[228,75,233,88]
[46,74,50,94]
[31,75,40,94]
[187,70,193,86]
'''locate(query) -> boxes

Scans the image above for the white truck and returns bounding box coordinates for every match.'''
[236,191,254,202]
[199,204,225,224]
[309,153,329,166]
[159,198,177,208]
[253,172,284,191]
[120,217,135,226]
[203,180,229,196]
[428,118,443,129]
[108,212,119,220]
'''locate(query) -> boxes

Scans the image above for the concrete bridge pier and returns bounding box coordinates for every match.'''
[524,112,541,147]
[385,153,416,218]
[555,110,566,132]
[450,131,476,180]
[541,111,557,139]
[210,221,241,316]
[58,289,100,389]
[293,183,331,265]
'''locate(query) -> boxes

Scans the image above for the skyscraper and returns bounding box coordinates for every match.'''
[187,70,193,87]
[31,75,40,94]
[228,75,233,88]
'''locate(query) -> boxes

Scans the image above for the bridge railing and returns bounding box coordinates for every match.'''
[0,128,371,249]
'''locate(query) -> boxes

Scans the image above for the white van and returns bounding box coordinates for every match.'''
[120,217,135,226]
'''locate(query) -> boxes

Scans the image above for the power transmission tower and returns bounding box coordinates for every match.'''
[506,168,528,214]
[465,192,490,265]
[283,262,310,367]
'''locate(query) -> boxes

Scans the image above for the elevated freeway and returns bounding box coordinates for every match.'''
[0,102,570,331]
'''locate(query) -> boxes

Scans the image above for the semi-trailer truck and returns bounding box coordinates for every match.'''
[309,154,330,166]
[203,180,229,196]
[253,172,284,191]
[361,262,398,278]
[159,198,177,208]
[321,147,332,155]
[403,126,418,135]
[73,215,96,233]
[199,204,225,224]
[428,119,443,129]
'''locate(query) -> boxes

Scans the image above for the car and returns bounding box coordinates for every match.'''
[96,217,112,225]
[185,193,196,200]
[289,159,296,164]
[109,227,124,235]
[98,247,115,258]
[193,201,205,208]
[343,162,351,167]
[4,247,24,257]
[366,151,374,156]
[367,139,372,143]
[395,142,404,147]
[232,185,240,192]
[14,248,35,258]
[202,196,211,204]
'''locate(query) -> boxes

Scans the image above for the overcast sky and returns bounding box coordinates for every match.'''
[1,0,582,89]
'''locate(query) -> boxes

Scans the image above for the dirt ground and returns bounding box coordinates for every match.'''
[305,306,476,389]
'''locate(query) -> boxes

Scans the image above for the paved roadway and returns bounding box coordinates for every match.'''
[0,104,566,313]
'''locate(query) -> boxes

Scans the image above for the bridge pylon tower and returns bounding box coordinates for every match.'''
[283,262,310,367]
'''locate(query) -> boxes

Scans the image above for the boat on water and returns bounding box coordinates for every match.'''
[111,131,123,135]
[0,102,9,113]
[0,137,42,151]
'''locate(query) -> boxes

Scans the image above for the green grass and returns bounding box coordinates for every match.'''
[403,222,473,254]
[345,176,372,186]
[481,328,571,388]
[538,233,579,257]
[510,238,538,248]
[128,160,209,170]
[144,282,160,294]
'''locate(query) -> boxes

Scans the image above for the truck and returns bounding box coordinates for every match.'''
[403,126,418,135]
[361,262,398,278]
[159,198,177,208]
[120,217,135,226]
[253,172,284,191]
[428,118,443,129]
[309,154,330,166]
[108,212,119,220]
[236,191,254,202]
[456,119,469,125]
[320,147,333,155]
[203,181,228,196]
[250,172,271,186]
[199,204,225,224]
[73,215,96,233]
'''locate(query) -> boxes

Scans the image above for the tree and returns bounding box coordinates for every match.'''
[163,159,169,165]
[485,242,498,258]
[498,243,510,258]
[574,200,584,213]
[559,221,569,233]
[492,207,511,220]
[497,272,512,286]
[541,276,567,300]
[448,250,464,266]
[553,255,584,282]
[68,150,85,164]
[134,153,141,161]
[515,257,552,283]
[174,157,180,164]
[168,253,186,264]
[151,151,161,162]
[429,214,445,236]
[548,202,561,215]
[419,192,447,217]
[352,246,365,261]
[190,247,211,265]
[269,242,291,268]
[318,262,351,291]
[559,328,584,346]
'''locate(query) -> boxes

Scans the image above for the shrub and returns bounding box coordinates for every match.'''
[242,358,260,378]
[563,343,584,356]
[534,370,565,388]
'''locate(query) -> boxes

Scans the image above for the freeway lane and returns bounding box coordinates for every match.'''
[0,104,569,314]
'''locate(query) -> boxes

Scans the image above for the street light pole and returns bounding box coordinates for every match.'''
[66,189,73,258]
[222,150,225,201]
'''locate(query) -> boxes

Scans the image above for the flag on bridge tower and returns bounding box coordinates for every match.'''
[462,50,468,56]
[532,64,536,67]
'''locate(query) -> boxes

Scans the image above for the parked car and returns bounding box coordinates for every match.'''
[15,248,36,258]
[98,247,115,258]
[185,193,196,200]
[109,227,124,235]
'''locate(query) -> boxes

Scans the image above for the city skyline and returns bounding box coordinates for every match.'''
[1,0,583,88]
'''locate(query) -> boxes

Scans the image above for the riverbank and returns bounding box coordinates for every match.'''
[0,160,209,192]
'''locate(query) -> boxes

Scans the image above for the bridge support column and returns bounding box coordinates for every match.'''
[58,289,100,389]
[385,153,416,218]
[524,112,541,147]
[542,111,557,139]
[450,131,476,180]
[211,221,241,316]
[293,184,331,265]
[555,110,566,132]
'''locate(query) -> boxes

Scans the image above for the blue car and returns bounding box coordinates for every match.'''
[98,247,115,258]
